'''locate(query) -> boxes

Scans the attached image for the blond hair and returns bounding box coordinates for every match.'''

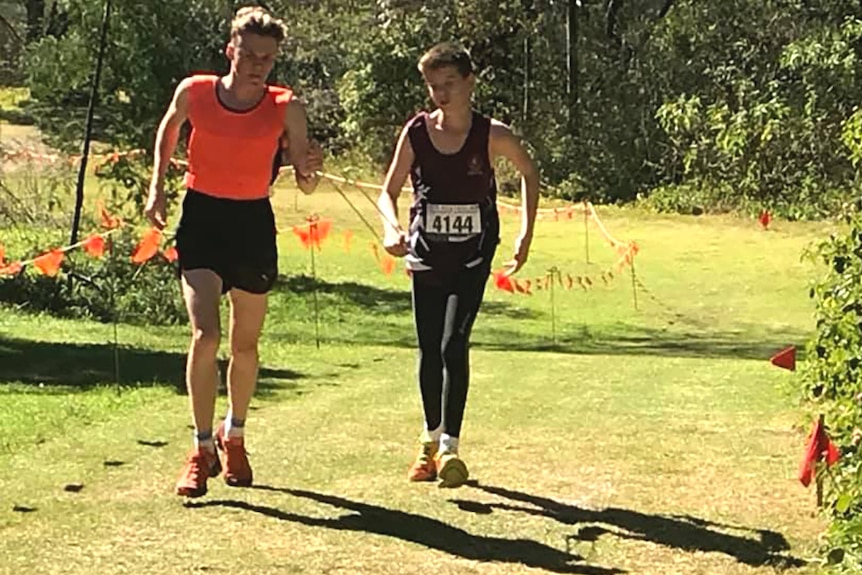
[230,6,286,43]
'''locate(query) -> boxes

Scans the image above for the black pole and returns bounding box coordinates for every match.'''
[566,0,579,137]
[69,0,111,245]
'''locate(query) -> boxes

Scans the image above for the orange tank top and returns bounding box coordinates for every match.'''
[183,74,293,200]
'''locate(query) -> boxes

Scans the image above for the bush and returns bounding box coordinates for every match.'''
[0,224,186,326]
[800,199,862,571]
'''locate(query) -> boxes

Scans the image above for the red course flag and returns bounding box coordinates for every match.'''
[798,417,840,487]
[770,346,796,371]
[493,270,514,293]
[759,210,772,230]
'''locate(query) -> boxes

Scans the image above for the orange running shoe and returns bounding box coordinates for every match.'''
[175,447,221,498]
[407,437,438,482]
[215,422,253,487]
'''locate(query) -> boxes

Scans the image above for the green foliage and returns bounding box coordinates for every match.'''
[801,201,862,570]
[0,225,186,325]
[22,0,226,152]
[15,0,862,217]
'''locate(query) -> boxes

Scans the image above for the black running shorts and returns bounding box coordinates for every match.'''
[175,189,278,294]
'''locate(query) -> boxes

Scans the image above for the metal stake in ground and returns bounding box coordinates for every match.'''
[584,200,591,264]
[816,413,825,509]
[549,266,559,346]
[307,217,322,350]
[630,257,639,311]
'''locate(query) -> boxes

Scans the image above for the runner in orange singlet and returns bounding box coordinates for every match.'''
[144,6,322,498]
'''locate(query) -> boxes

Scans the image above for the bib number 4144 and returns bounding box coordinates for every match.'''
[426,204,480,237]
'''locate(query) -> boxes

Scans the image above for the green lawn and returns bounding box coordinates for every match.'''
[0,169,837,574]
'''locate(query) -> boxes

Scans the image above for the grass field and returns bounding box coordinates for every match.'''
[0,130,841,574]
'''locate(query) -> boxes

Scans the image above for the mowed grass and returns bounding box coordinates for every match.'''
[0,163,841,574]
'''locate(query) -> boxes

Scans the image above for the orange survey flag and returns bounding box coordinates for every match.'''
[380,255,396,275]
[33,249,65,276]
[798,418,840,487]
[343,229,354,253]
[83,235,105,259]
[0,261,23,276]
[131,228,162,264]
[315,219,332,248]
[292,225,312,249]
[293,216,332,251]
[162,246,179,263]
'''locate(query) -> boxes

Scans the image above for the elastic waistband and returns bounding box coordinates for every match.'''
[185,188,271,206]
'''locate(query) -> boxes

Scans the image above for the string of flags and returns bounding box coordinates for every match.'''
[2,148,638,287]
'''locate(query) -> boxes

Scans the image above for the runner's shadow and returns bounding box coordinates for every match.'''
[459,482,805,570]
[186,485,625,574]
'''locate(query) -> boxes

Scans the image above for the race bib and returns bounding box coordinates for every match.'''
[424,203,481,241]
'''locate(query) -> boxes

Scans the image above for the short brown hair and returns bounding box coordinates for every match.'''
[418,42,474,77]
[231,6,286,43]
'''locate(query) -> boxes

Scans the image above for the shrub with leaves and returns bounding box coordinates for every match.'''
[0,225,186,326]
[801,200,862,571]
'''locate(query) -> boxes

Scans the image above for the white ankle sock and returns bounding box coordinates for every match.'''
[224,412,245,439]
[440,434,459,454]
[421,423,443,444]
[194,430,215,453]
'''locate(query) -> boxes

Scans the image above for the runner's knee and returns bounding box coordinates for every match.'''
[190,326,220,357]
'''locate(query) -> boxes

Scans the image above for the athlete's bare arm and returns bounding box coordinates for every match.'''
[145,77,193,229]
[378,123,414,257]
[489,120,539,275]
[283,99,320,194]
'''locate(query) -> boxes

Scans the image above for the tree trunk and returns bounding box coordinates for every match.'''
[26,0,45,42]
[566,0,579,136]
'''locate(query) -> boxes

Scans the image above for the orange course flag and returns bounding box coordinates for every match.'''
[131,228,162,264]
[0,261,23,276]
[162,246,179,263]
[34,249,65,276]
[83,235,106,259]
[380,255,396,275]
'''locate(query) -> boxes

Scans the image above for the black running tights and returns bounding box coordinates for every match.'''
[411,265,490,438]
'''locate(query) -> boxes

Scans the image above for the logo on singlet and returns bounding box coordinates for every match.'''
[467,156,484,176]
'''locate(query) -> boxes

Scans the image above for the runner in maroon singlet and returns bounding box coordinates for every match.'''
[377,42,540,488]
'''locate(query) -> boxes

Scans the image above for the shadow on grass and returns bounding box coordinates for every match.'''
[273,274,542,320]
[454,482,805,570]
[270,320,807,362]
[186,486,624,575]
[272,276,807,361]
[0,336,304,394]
[471,324,810,362]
